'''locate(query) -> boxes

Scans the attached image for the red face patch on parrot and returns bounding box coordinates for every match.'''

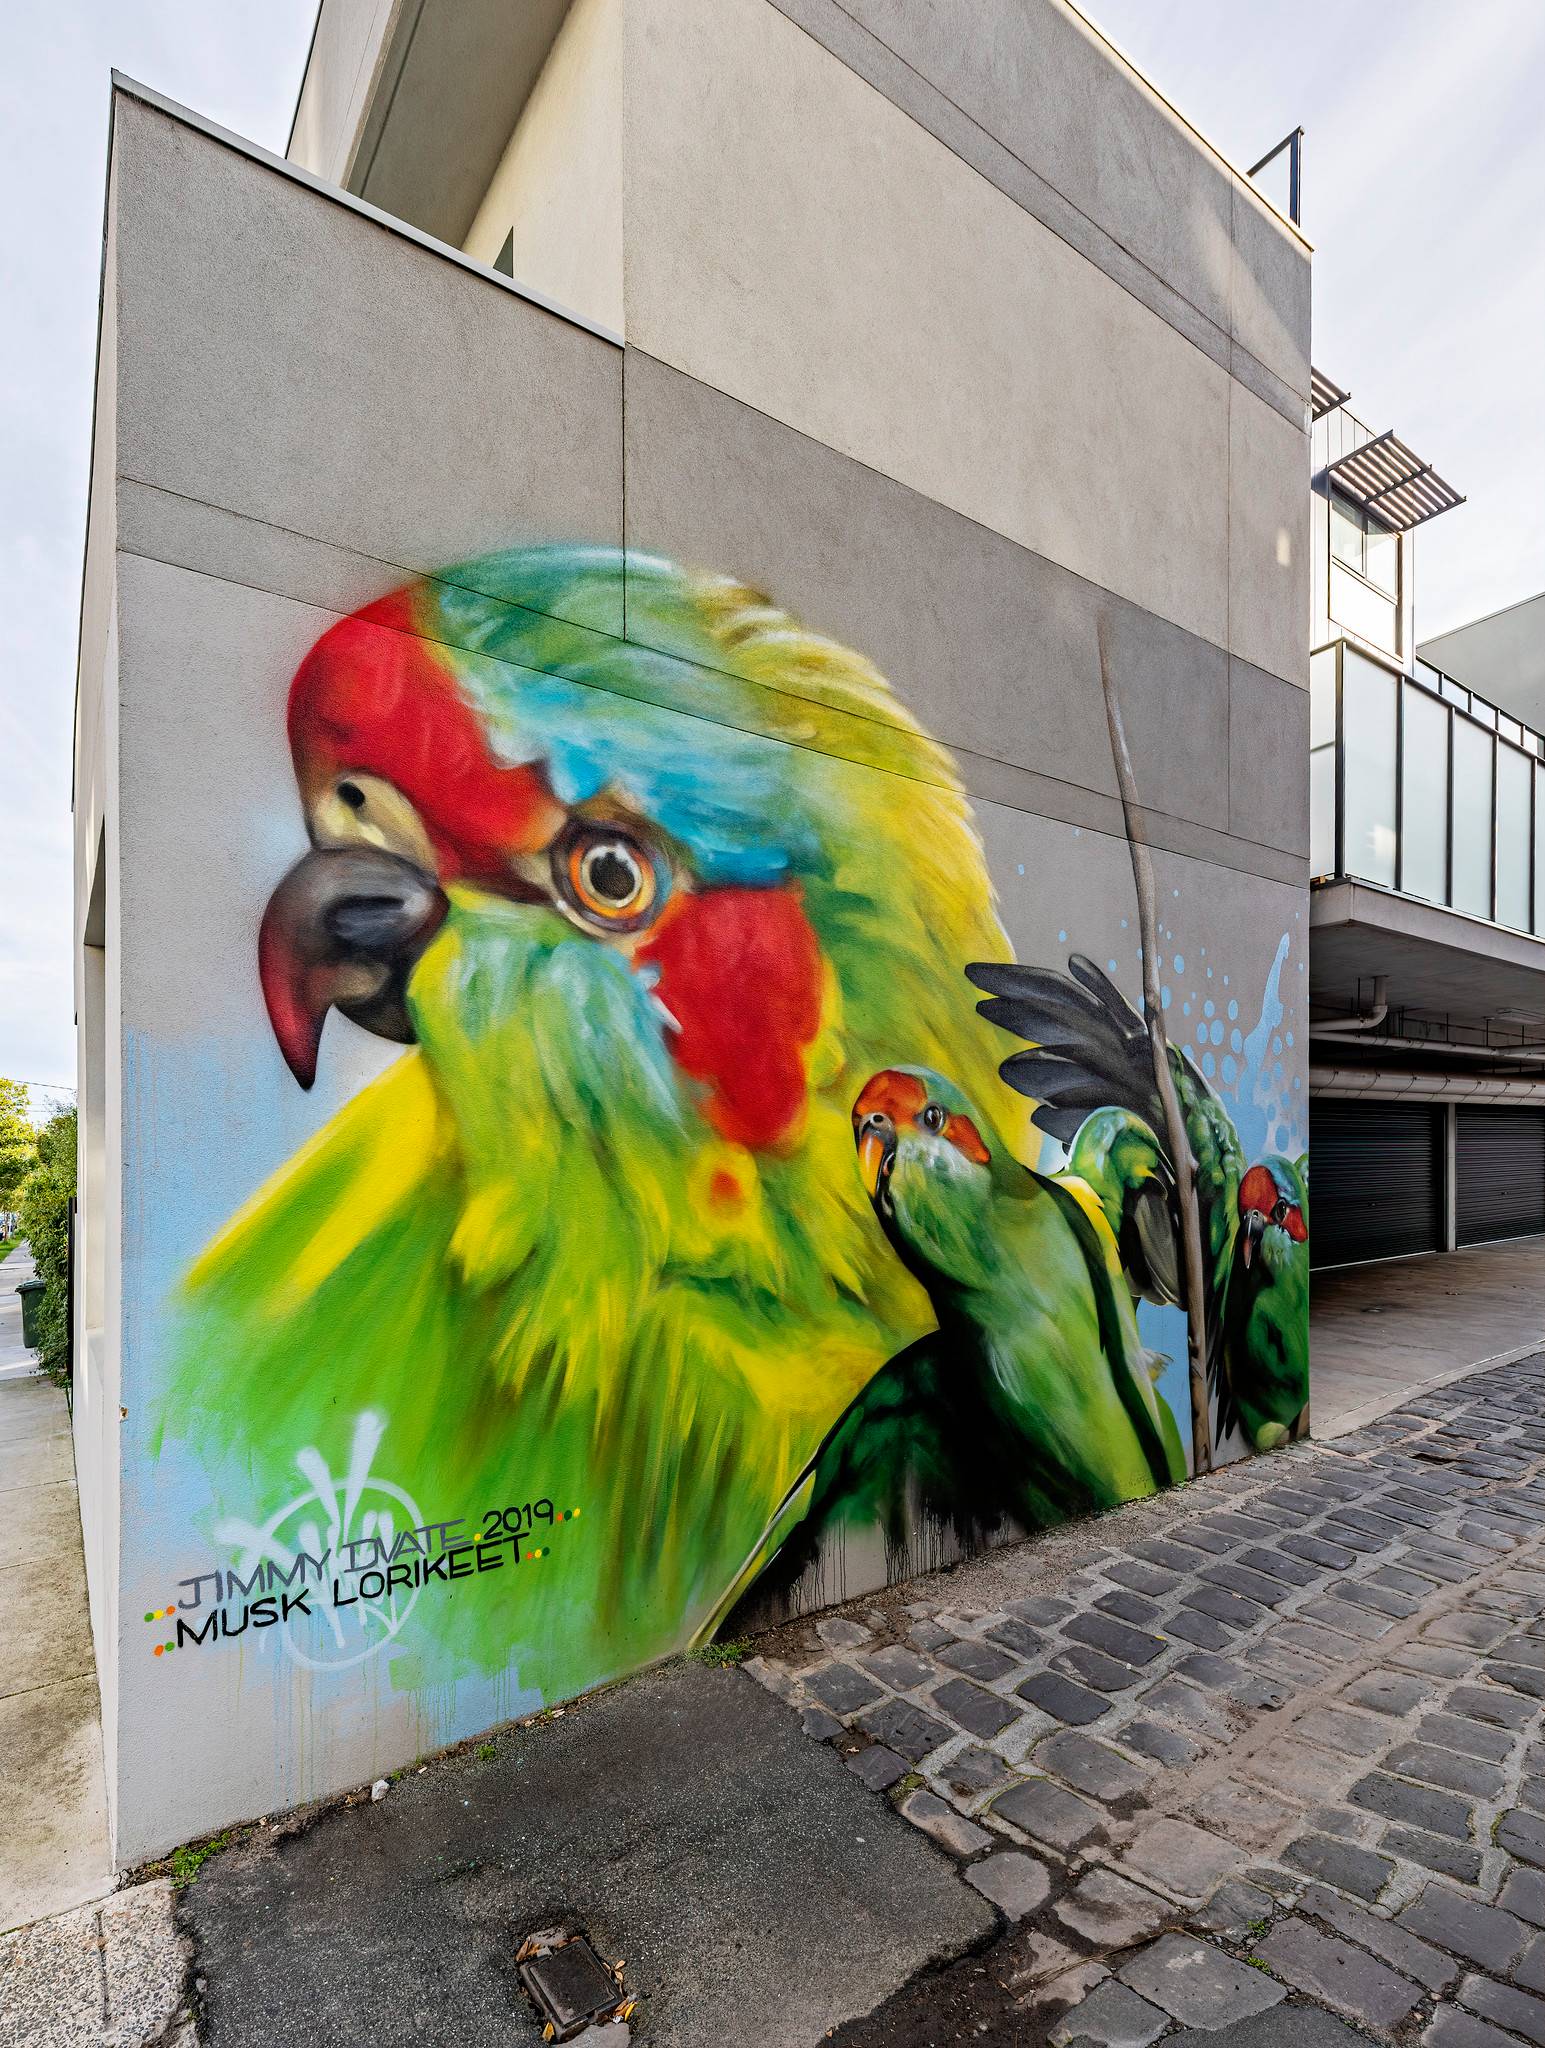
[638,887,824,1152]
[287,591,564,882]
[852,1071,928,1131]
[1239,1163,1307,1240]
[849,1073,990,1166]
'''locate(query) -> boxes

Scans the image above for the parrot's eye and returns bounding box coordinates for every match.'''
[553,824,664,934]
[921,1103,947,1134]
[1271,1198,1288,1225]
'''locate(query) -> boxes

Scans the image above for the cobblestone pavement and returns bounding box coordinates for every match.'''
[748,1354,1545,2046]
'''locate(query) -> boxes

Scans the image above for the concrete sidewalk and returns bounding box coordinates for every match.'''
[0,1246,114,1935]
[0,1240,40,1382]
[1312,1235,1545,1437]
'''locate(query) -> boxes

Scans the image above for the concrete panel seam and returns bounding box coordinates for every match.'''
[764,0,1307,427]
[113,530,1305,888]
[621,351,1308,699]
[109,72,624,349]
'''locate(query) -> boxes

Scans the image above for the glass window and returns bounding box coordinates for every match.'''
[1309,647,1339,876]
[1501,716,1523,747]
[1497,744,1532,931]
[1535,766,1545,936]
[1330,494,1364,569]
[1341,647,1397,887]
[1400,683,1448,904]
[1364,520,1399,596]
[1328,488,1401,601]
[1471,700,1497,731]
[1451,719,1494,919]
[1442,677,1470,709]
[1330,563,1399,655]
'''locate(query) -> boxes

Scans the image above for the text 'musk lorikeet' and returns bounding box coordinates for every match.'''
[162,545,1055,1704]
[967,955,1309,1451]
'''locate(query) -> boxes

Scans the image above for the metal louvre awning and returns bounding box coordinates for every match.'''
[1324,429,1465,531]
[1311,367,1350,419]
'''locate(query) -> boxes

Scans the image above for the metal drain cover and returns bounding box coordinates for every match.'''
[518,1934,623,2040]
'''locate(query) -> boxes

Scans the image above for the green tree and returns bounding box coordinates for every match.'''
[18,1109,77,1385]
[0,1078,36,1211]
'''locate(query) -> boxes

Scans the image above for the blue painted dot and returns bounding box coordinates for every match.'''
[1016,863,1025,876]
[1203,1000,1215,1018]
[1058,930,1067,944]
[1173,955,1185,974]
[1210,1020,1224,1045]
[1272,1036,1282,1057]
[1195,1024,1208,1047]
[1202,1050,1216,1076]
[1207,967,1214,979]
[1223,975,1230,988]
[1161,986,1172,1009]
[1293,1076,1302,1090]
[1273,1061,1284,1082]
[1108,960,1118,974]
[1230,1028,1243,1052]
[1173,888,1180,897]
[1227,1000,1239,1021]
[1121,918,1129,929]
[1182,1002,1191,1017]
[1285,1031,1294,1047]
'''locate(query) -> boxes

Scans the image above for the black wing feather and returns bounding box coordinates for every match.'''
[970,955,1163,1136]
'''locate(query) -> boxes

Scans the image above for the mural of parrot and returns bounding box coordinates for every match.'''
[744,1065,1186,1605]
[965,955,1310,1451]
[161,545,1039,1705]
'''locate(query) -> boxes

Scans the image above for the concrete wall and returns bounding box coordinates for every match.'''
[1421,593,1545,729]
[84,18,1310,1860]
[462,0,622,336]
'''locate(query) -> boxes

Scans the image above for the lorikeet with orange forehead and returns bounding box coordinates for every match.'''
[741,1065,1186,1609]
[161,545,1038,1702]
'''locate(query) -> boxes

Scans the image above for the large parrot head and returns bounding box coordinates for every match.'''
[171,546,1031,1693]
[251,547,1026,1317]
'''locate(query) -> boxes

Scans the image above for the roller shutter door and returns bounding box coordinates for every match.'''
[1310,1101,1441,1269]
[1456,1108,1545,1246]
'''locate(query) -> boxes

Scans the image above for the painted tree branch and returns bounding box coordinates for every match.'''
[1096,617,1214,1476]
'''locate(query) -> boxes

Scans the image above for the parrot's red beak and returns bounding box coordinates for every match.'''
[258,846,449,1088]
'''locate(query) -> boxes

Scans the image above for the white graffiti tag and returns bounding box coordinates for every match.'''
[214,1411,425,1672]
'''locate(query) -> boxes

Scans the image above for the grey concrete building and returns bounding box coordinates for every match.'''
[1307,381,1545,1266]
[73,0,1310,1863]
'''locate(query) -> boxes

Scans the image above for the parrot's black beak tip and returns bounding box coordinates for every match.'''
[259,845,449,1088]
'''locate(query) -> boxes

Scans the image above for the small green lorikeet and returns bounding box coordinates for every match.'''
[748,1065,1186,1595]
[966,955,1310,1451]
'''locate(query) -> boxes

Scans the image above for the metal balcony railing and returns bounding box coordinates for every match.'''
[1311,636,1545,938]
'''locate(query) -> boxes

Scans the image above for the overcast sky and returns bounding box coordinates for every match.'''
[2,1,1542,1100]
